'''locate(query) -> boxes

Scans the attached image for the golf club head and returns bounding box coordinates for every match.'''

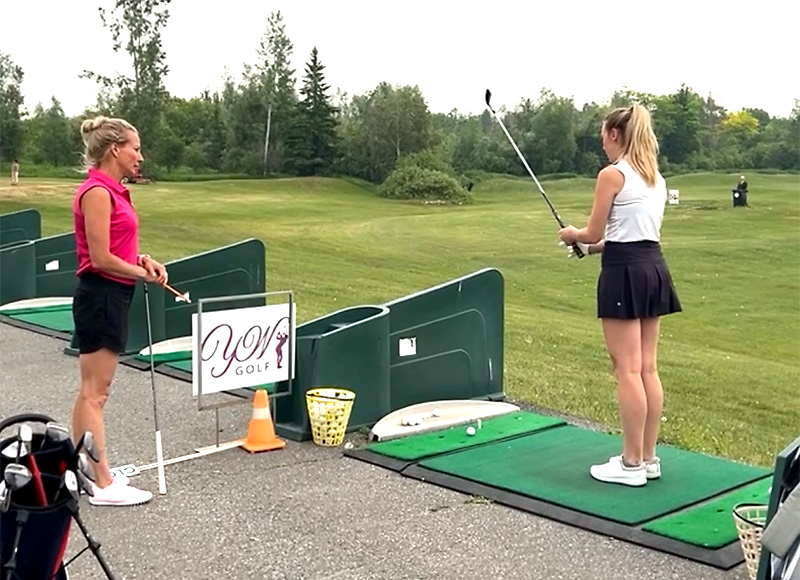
[75,468,94,497]
[78,453,96,482]
[0,481,8,513]
[1,442,28,460]
[76,430,99,462]
[15,424,32,462]
[64,470,80,502]
[45,422,71,445]
[485,89,493,109]
[4,463,32,491]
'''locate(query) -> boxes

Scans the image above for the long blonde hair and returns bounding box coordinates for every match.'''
[80,116,137,170]
[603,104,659,186]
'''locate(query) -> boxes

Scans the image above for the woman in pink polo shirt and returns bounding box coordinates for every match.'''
[72,116,167,506]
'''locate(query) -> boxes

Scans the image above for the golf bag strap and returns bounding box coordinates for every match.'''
[0,413,54,433]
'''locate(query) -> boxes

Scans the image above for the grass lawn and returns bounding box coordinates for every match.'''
[1,172,798,467]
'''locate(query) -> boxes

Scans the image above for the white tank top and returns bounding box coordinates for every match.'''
[605,159,667,243]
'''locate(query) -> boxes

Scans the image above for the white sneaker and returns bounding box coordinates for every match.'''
[590,456,647,487]
[644,457,661,480]
[88,480,153,506]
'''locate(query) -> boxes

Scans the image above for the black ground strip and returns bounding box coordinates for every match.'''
[0,315,72,342]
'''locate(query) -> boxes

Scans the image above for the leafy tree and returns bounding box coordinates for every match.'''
[336,83,432,183]
[25,98,73,166]
[250,10,297,174]
[83,0,172,169]
[0,52,24,162]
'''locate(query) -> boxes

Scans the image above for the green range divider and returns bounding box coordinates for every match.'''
[419,425,770,525]
[641,477,772,548]
[368,411,565,461]
[7,307,74,332]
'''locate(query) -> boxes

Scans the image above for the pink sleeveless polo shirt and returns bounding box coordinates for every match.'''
[73,168,139,285]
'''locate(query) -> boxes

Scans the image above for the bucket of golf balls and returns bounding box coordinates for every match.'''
[305,388,356,447]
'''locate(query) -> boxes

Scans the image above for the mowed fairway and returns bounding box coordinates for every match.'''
[1,172,798,466]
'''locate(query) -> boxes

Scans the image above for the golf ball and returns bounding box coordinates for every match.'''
[432,408,441,417]
[466,426,476,436]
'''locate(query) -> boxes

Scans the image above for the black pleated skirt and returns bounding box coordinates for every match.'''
[597,241,682,319]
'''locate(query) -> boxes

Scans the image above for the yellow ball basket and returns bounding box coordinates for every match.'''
[732,503,768,580]
[305,388,356,447]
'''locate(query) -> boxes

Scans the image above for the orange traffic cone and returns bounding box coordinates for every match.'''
[241,389,286,453]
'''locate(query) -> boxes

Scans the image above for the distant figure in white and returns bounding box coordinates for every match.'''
[10,159,19,185]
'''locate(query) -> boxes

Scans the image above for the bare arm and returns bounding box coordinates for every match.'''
[575,166,623,244]
[81,186,149,281]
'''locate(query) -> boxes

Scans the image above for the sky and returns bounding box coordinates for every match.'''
[4,0,799,120]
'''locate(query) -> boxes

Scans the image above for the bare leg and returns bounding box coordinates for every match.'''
[640,317,663,460]
[602,318,646,465]
[72,348,119,488]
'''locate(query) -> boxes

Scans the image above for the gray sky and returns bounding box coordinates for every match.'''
[4,0,798,119]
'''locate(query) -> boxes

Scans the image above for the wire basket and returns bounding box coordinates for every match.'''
[732,503,768,580]
[305,388,356,447]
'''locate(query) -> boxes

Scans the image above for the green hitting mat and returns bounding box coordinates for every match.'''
[368,411,565,461]
[346,412,773,569]
[0,304,74,334]
[642,478,772,548]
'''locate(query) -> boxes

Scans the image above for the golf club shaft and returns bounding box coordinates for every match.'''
[485,89,584,258]
[491,111,566,227]
[143,283,167,495]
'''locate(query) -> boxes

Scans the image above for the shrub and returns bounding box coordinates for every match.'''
[380,164,470,204]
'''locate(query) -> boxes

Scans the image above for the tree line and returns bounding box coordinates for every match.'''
[1,2,798,199]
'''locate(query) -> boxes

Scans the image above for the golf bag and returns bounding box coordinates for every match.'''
[0,413,115,580]
[762,445,800,580]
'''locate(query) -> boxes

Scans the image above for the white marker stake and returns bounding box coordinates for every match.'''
[155,431,166,495]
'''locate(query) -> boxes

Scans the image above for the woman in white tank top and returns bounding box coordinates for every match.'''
[558,104,681,487]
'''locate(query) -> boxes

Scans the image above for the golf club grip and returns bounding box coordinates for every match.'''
[571,243,586,259]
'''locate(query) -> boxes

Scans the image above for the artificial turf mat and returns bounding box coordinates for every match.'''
[0,304,72,315]
[368,411,565,461]
[418,425,770,525]
[6,308,74,332]
[641,477,772,548]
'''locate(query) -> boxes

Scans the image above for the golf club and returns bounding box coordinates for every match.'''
[38,422,71,452]
[74,431,98,463]
[143,283,167,495]
[18,424,47,506]
[164,283,191,303]
[2,463,32,580]
[78,453,96,482]
[0,481,8,513]
[484,89,585,259]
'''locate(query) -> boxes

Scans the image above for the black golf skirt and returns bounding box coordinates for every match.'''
[72,272,136,354]
[597,241,682,319]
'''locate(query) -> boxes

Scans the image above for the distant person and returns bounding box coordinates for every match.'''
[71,116,169,506]
[558,104,682,487]
[733,174,749,207]
[10,159,19,185]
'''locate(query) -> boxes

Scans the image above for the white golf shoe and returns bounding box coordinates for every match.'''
[590,455,647,487]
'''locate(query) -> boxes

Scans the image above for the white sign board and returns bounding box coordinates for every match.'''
[191,303,296,396]
[668,189,680,205]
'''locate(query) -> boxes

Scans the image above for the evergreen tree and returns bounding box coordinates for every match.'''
[292,47,338,175]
